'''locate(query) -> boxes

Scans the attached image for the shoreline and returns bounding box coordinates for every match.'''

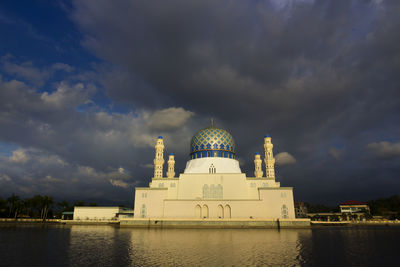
[1,218,399,228]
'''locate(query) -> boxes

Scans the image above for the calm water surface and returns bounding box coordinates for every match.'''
[0,224,399,266]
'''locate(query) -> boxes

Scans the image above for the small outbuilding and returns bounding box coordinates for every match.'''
[339,200,370,214]
[73,206,128,220]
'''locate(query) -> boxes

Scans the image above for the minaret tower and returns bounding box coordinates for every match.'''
[254,152,263,178]
[264,134,275,179]
[166,153,175,178]
[154,136,165,178]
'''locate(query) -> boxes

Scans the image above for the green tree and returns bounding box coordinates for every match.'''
[57,200,72,212]
[369,195,400,218]
[73,200,86,207]
[27,195,54,220]
[7,194,20,218]
[0,196,7,217]
[40,195,53,221]
[13,199,26,219]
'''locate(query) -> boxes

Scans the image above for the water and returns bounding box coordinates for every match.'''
[0,224,399,266]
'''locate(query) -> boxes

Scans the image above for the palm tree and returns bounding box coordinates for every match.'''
[7,194,20,218]
[0,196,7,217]
[13,199,26,219]
[41,195,53,221]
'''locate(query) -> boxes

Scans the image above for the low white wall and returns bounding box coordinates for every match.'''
[73,207,122,220]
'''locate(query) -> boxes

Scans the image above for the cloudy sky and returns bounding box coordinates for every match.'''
[0,0,399,206]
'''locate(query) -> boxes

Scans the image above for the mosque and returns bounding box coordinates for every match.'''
[127,122,301,225]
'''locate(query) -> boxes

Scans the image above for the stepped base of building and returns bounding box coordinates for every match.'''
[120,218,310,228]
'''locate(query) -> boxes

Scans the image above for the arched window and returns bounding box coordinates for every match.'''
[209,164,216,174]
[203,184,210,198]
[281,205,288,219]
[217,184,223,198]
[202,205,209,218]
[217,205,224,219]
[195,205,202,218]
[224,205,231,219]
[210,184,216,198]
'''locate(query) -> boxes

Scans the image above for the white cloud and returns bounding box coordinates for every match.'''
[9,149,29,163]
[2,59,49,86]
[40,82,92,108]
[147,107,194,131]
[275,152,296,166]
[51,63,74,73]
[109,179,129,188]
[367,141,400,159]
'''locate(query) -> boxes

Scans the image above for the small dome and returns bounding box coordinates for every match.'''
[190,126,236,159]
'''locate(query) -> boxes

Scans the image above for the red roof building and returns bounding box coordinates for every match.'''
[339,200,370,213]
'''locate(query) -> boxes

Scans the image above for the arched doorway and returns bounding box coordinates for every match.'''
[217,205,224,219]
[224,205,231,219]
[195,205,202,218]
[202,205,209,218]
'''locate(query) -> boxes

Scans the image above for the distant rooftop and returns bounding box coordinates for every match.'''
[340,200,368,205]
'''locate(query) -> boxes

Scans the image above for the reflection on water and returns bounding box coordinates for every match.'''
[0,224,399,266]
[126,228,309,266]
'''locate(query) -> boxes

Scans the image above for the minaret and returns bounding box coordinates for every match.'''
[166,153,175,178]
[254,152,263,178]
[153,136,165,178]
[264,134,275,179]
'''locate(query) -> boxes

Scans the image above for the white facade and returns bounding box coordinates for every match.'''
[184,158,242,174]
[133,126,296,220]
[73,207,123,220]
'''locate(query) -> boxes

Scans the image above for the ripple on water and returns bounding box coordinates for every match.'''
[0,225,399,267]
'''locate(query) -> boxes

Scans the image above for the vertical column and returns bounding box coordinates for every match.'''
[166,153,175,178]
[264,134,275,179]
[154,136,165,178]
[254,152,263,178]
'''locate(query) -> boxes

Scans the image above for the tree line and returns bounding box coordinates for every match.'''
[0,194,97,220]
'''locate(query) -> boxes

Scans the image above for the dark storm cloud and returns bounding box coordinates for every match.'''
[69,0,400,203]
[1,0,399,205]
[0,59,196,204]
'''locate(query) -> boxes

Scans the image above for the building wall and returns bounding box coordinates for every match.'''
[73,207,122,220]
[163,200,265,218]
[259,188,295,219]
[183,158,242,174]
[134,188,168,218]
[134,186,295,219]
[176,173,249,199]
[134,173,295,219]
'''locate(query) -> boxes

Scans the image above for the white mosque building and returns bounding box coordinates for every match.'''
[125,122,304,227]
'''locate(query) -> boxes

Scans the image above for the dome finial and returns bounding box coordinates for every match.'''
[210,117,214,127]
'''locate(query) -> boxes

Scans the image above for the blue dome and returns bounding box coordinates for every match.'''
[190,126,236,159]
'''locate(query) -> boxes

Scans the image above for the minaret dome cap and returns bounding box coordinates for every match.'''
[158,136,163,139]
[264,134,270,138]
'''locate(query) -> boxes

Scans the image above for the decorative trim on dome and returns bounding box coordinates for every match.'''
[190,125,236,159]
